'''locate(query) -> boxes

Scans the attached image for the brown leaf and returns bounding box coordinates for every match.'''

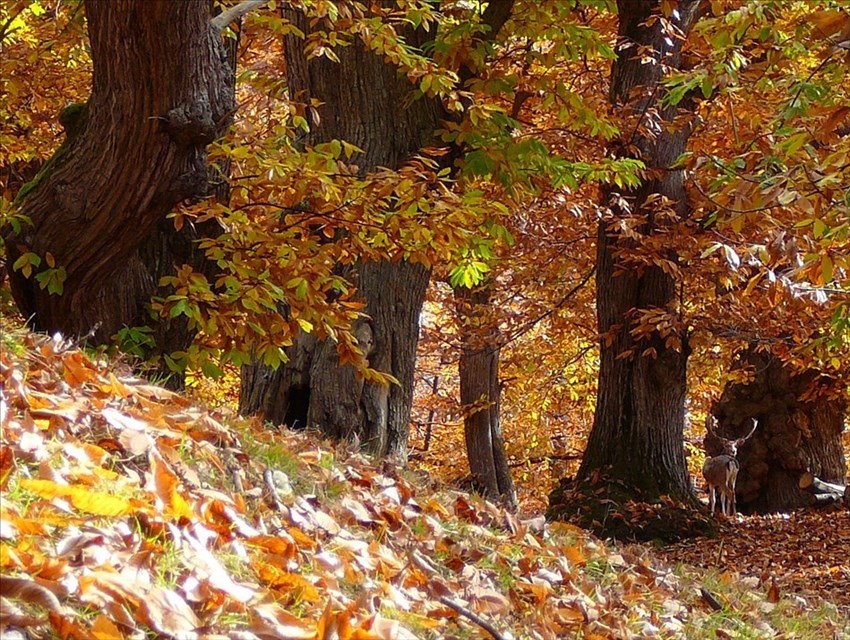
[0,574,62,612]
[0,445,15,490]
[137,586,200,637]
[766,577,780,603]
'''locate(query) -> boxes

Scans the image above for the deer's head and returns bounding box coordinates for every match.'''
[706,416,758,457]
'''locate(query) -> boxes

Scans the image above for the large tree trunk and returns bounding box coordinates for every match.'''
[456,283,517,509]
[710,348,847,513]
[239,6,443,460]
[2,0,234,348]
[575,0,702,500]
[548,1,709,541]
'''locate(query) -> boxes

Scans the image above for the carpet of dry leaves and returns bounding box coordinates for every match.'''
[659,509,850,614]
[1,331,848,639]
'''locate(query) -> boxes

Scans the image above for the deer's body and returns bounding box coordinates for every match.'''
[703,453,740,516]
[702,417,757,517]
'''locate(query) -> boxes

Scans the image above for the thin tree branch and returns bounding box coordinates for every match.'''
[212,0,269,31]
[438,596,508,640]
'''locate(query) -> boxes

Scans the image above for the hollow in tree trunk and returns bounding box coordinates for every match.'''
[710,347,847,513]
[239,6,443,460]
[455,283,517,510]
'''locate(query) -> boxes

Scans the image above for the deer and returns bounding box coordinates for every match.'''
[702,416,757,517]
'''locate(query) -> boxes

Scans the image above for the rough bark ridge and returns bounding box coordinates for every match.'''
[575,0,702,500]
[710,348,847,513]
[240,6,443,459]
[456,284,517,509]
[2,0,234,342]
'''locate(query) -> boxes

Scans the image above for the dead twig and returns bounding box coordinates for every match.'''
[438,596,508,640]
[699,586,723,611]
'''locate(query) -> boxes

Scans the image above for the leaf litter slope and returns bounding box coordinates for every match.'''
[0,332,847,639]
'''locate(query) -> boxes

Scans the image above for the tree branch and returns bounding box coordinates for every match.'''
[438,596,508,640]
[212,0,269,31]
[479,0,515,40]
[458,0,516,84]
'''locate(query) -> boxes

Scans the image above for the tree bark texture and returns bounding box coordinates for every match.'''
[240,6,443,460]
[2,0,234,344]
[456,284,517,510]
[575,0,702,500]
[710,348,847,513]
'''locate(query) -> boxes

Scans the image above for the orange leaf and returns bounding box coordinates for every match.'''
[148,448,194,520]
[90,615,125,640]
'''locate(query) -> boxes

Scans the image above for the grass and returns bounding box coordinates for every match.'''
[674,568,849,639]
[240,427,303,479]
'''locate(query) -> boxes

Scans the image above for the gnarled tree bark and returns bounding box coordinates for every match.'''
[2,0,235,356]
[239,6,443,459]
[574,0,702,499]
[548,1,708,541]
[710,347,847,513]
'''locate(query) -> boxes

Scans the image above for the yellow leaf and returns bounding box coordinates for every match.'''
[821,255,833,283]
[19,479,131,516]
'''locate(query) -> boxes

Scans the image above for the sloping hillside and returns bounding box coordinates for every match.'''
[0,330,847,639]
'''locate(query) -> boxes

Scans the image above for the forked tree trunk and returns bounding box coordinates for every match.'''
[239,7,443,459]
[2,0,234,350]
[710,348,847,513]
[456,284,516,509]
[573,0,702,500]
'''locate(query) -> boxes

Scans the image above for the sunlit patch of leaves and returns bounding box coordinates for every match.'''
[1,322,847,639]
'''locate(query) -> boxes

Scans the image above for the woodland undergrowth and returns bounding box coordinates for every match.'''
[0,325,847,640]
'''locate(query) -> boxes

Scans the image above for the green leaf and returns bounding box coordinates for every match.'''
[463,150,497,178]
[12,252,41,278]
[700,75,713,99]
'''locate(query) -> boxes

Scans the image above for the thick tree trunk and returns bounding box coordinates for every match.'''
[573,0,702,501]
[239,6,443,459]
[456,284,517,510]
[710,348,847,513]
[2,0,234,345]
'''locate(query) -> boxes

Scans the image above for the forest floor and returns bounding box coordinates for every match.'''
[660,509,850,615]
[1,327,848,639]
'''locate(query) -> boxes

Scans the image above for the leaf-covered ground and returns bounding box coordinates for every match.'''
[660,510,850,613]
[1,330,848,639]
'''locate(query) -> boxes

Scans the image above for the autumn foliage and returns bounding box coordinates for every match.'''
[1,329,848,637]
[1,0,850,617]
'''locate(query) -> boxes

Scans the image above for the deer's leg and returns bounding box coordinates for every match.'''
[708,485,715,514]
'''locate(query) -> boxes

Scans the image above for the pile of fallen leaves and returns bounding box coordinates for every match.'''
[660,510,850,613]
[1,331,848,639]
